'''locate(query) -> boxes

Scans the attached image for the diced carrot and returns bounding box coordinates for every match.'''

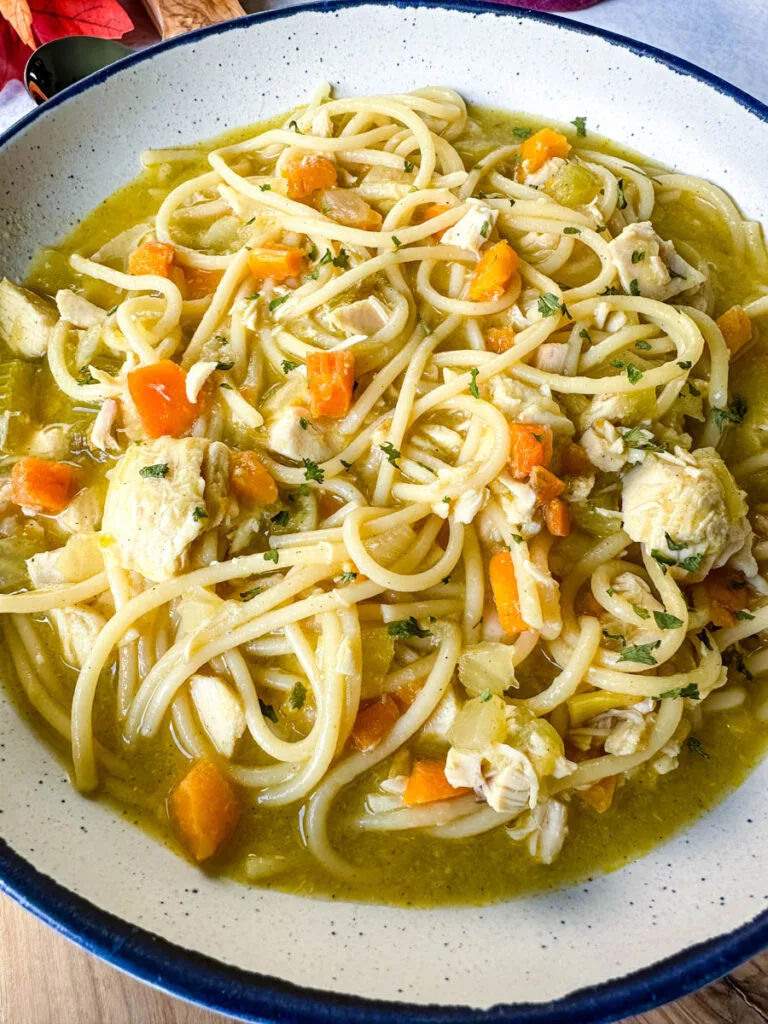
[706,568,749,627]
[168,760,240,862]
[545,497,571,537]
[307,350,355,419]
[489,549,528,635]
[577,775,616,814]
[508,423,553,479]
[128,240,176,277]
[248,244,304,283]
[530,465,565,504]
[717,305,752,359]
[421,203,453,241]
[282,154,338,200]
[10,457,76,515]
[403,759,471,806]
[468,241,520,303]
[127,360,199,438]
[486,327,516,354]
[560,440,592,476]
[350,695,401,753]
[229,450,278,506]
[183,266,223,299]
[517,128,571,180]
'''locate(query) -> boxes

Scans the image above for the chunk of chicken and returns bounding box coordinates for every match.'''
[189,673,246,758]
[581,390,656,431]
[608,222,705,301]
[445,743,539,814]
[52,606,107,669]
[507,798,568,864]
[267,406,334,463]
[533,343,568,374]
[55,290,107,328]
[622,447,751,577]
[102,438,231,582]
[487,375,574,435]
[331,296,389,336]
[440,199,498,256]
[26,533,103,587]
[580,420,628,473]
[0,279,58,358]
[421,685,462,741]
[57,486,103,535]
[523,156,567,189]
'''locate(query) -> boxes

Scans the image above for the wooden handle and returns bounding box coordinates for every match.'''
[140,0,246,39]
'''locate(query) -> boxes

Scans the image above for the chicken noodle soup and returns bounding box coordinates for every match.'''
[2,86,768,903]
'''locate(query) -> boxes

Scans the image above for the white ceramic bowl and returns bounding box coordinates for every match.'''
[1,4,767,1021]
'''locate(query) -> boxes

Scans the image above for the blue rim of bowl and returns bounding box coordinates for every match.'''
[1,2,768,1020]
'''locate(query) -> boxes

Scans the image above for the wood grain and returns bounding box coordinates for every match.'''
[139,0,246,39]
[2,892,767,1024]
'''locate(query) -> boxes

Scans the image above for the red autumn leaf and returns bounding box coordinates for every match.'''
[0,0,36,49]
[30,0,133,44]
[0,15,33,89]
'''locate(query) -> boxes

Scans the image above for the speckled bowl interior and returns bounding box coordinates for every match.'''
[1,4,768,1022]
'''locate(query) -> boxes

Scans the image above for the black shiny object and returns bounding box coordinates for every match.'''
[25,36,133,104]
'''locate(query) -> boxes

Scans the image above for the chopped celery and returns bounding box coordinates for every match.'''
[507,705,566,776]
[458,642,517,698]
[360,625,395,698]
[448,694,507,751]
[570,501,624,538]
[0,359,35,452]
[567,689,637,727]
[545,163,600,208]
[0,525,50,593]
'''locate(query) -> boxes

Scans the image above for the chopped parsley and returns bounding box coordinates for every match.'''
[735,610,755,621]
[713,396,747,431]
[480,220,490,239]
[632,604,650,620]
[332,249,350,269]
[416,461,436,475]
[139,463,169,479]
[469,367,480,398]
[339,571,358,584]
[302,458,324,483]
[76,366,97,386]
[404,158,415,173]
[664,532,687,552]
[245,292,260,301]
[191,506,208,522]
[240,586,264,601]
[379,441,401,466]
[307,244,318,261]
[106,305,118,315]
[654,610,684,630]
[571,116,587,137]
[631,250,646,264]
[635,339,652,351]
[289,682,307,710]
[687,381,701,397]
[680,552,704,573]
[216,360,234,371]
[269,294,290,312]
[602,629,626,645]
[686,736,710,759]
[220,382,233,391]
[281,359,300,373]
[512,126,534,140]
[305,268,320,281]
[659,682,700,700]
[616,178,628,210]
[318,250,333,265]
[629,278,640,296]
[271,510,290,527]
[622,426,666,453]
[602,285,620,295]
[579,328,592,344]
[678,360,692,370]
[538,293,562,318]
[299,417,310,431]
[610,358,643,384]
[259,183,272,192]
[392,235,402,249]
[340,459,353,470]
[259,699,279,723]
[697,629,713,650]
[288,120,302,133]
[618,640,661,665]
[418,315,433,336]
[563,226,580,234]
[479,689,492,703]
[387,616,432,639]
[651,550,677,571]
[263,549,280,564]
[511,534,524,544]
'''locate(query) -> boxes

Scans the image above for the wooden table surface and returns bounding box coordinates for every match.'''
[2,892,767,1024]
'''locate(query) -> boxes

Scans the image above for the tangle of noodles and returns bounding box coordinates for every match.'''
[2,86,768,899]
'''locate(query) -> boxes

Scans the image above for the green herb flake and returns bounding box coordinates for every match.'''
[281,359,300,373]
[418,315,433,336]
[602,629,626,645]
[629,278,640,296]
[697,628,713,651]
[318,250,333,266]
[469,367,480,398]
[263,549,280,564]
[339,571,358,584]
[379,442,401,467]
[392,235,402,249]
[240,586,264,601]
[511,534,524,544]
[512,126,534,140]
[480,220,490,239]
[259,698,279,723]
[686,736,710,758]
[307,244,318,261]
[302,458,325,483]
[563,226,580,235]
[479,689,492,703]
[678,360,692,370]
[713,396,747,431]
[216,360,234,371]
[617,178,628,210]
[340,459,353,470]
[635,339,652,351]
[618,640,661,665]
[735,610,755,621]
[245,292,260,301]
[688,381,701,397]
[633,604,651,620]
[387,616,432,639]
[269,294,290,312]
[139,463,169,479]
[299,417,310,431]
[220,382,233,391]
[259,183,272,192]
[192,506,208,522]
[610,358,643,384]
[76,366,98,386]
[579,328,592,344]
[271,510,290,527]
[332,249,350,269]
[631,250,646,264]
[288,120,302,134]
[289,682,307,710]
[404,158,414,173]
[538,293,562,318]
[659,682,700,700]
[571,116,587,137]
[654,610,684,630]
[305,268,320,281]
[680,552,704,573]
